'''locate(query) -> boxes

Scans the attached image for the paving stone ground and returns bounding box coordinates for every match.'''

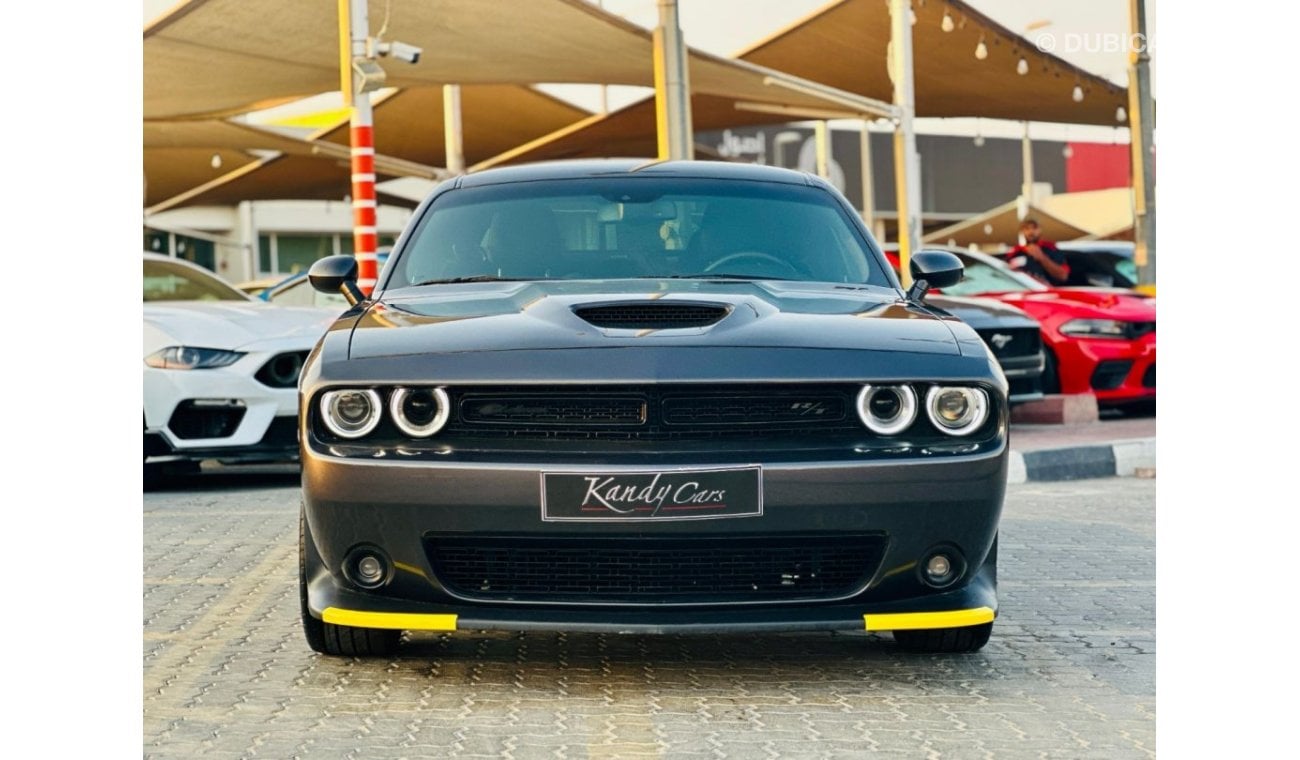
[144,468,1155,759]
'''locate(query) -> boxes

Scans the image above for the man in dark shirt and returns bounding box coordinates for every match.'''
[1006,218,1069,286]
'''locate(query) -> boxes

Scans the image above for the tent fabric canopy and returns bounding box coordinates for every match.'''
[315,85,589,168]
[145,84,589,211]
[144,0,886,121]
[738,0,1129,126]
[474,94,801,171]
[470,0,1132,171]
[921,193,1130,249]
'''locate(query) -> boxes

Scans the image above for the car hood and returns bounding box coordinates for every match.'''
[143,301,337,351]
[349,280,962,359]
[982,288,1155,320]
[925,295,1039,331]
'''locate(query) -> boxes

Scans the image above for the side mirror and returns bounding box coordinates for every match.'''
[309,255,365,306]
[906,249,964,301]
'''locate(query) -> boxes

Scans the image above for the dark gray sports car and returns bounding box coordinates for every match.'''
[299,160,1007,657]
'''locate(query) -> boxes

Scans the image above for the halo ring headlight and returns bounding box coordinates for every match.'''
[320,389,382,439]
[389,387,451,438]
[925,386,989,437]
[856,384,918,435]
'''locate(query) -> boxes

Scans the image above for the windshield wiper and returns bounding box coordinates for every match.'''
[411,275,541,286]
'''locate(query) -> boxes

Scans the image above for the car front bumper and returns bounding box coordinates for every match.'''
[1053,332,1156,404]
[301,443,1007,634]
[143,357,300,463]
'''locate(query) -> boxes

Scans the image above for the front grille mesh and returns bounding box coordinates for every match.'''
[976,328,1041,358]
[445,385,860,441]
[426,534,887,604]
[168,401,245,440]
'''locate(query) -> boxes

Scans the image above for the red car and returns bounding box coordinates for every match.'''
[887,247,1155,407]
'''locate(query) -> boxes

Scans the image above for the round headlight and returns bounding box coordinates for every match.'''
[925,386,989,436]
[856,384,918,435]
[389,387,450,438]
[320,389,382,439]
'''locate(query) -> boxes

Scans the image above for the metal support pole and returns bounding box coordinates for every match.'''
[859,120,876,232]
[1128,0,1155,289]
[1020,121,1034,219]
[653,0,694,160]
[814,121,831,180]
[340,0,380,294]
[888,0,922,287]
[443,84,465,175]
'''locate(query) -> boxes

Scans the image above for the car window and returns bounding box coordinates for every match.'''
[143,258,247,302]
[1115,258,1137,285]
[389,178,887,287]
[268,277,349,309]
[941,255,1038,296]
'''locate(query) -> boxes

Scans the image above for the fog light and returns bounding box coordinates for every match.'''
[926,554,952,581]
[357,556,384,583]
[344,547,391,589]
[919,547,964,588]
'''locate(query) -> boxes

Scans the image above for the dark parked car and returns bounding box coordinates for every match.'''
[882,246,1045,405]
[1055,241,1138,290]
[925,296,1044,404]
[298,160,1007,657]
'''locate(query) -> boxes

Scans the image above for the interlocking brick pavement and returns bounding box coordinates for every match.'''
[144,468,1155,758]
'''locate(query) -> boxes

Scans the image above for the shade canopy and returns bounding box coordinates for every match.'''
[144,84,589,211]
[475,94,803,170]
[923,199,1095,249]
[1037,188,1135,240]
[738,0,1130,126]
[144,0,889,121]
[472,0,1132,171]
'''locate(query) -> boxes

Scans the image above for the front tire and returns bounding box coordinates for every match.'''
[299,507,400,657]
[893,622,993,653]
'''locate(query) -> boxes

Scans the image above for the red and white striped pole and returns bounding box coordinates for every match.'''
[341,0,379,295]
[349,99,379,294]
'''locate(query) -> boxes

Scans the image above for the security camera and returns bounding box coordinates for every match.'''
[375,40,422,65]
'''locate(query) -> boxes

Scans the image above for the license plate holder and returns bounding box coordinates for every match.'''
[541,466,763,522]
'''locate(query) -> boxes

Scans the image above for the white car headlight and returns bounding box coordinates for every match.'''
[144,346,245,369]
[856,384,918,435]
[321,389,383,439]
[389,387,451,438]
[925,386,989,437]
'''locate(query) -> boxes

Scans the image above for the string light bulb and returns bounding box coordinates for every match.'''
[210,153,222,169]
[1072,85,1085,102]
[941,11,955,32]
[1017,58,1029,75]
[1116,106,1127,122]
[975,37,988,60]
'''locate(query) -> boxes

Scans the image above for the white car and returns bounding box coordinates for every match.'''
[143,253,336,482]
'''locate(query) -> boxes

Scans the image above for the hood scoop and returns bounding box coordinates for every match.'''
[573,301,731,330]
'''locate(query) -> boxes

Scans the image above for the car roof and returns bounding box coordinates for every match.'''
[1056,241,1134,256]
[456,159,819,190]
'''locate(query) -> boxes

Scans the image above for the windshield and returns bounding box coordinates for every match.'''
[941,253,1046,296]
[143,258,248,302]
[386,178,890,288]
